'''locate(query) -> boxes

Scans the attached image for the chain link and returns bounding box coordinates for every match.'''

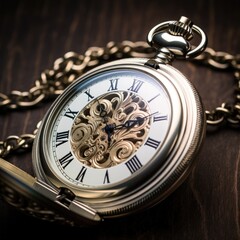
[0,121,41,158]
[193,47,240,127]
[0,42,239,158]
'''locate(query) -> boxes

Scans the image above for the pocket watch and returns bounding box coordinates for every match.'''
[0,16,239,227]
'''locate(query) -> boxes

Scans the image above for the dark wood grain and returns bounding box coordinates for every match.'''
[0,0,239,239]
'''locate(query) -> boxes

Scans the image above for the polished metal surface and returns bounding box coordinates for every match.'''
[147,16,208,61]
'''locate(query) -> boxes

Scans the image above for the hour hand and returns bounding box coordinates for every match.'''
[103,121,136,147]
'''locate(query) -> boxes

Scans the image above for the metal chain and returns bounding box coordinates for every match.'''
[0,121,41,158]
[0,41,154,110]
[193,47,240,127]
[0,41,239,158]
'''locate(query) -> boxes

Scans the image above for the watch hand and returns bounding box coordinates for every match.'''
[102,112,158,146]
[113,111,159,130]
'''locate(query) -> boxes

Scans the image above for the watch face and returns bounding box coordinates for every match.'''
[33,59,205,215]
[46,68,174,188]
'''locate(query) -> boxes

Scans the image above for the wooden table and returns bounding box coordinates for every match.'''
[0,0,239,239]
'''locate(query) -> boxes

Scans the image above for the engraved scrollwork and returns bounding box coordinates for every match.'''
[70,91,151,169]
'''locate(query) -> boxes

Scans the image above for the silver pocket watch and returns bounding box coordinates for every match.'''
[0,16,207,226]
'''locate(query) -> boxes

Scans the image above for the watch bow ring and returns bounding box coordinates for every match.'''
[147,16,207,60]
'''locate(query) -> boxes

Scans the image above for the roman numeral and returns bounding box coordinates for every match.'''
[153,115,168,122]
[56,131,69,147]
[125,155,142,174]
[145,137,161,149]
[76,166,87,182]
[59,152,74,169]
[108,78,118,91]
[128,79,144,93]
[103,170,110,184]
[64,108,78,119]
[84,89,94,101]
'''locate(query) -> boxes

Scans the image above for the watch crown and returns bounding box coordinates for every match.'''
[168,16,193,40]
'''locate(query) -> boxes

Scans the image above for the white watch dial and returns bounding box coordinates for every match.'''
[47,68,172,188]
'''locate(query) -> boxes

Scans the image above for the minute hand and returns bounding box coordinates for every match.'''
[113,112,158,130]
